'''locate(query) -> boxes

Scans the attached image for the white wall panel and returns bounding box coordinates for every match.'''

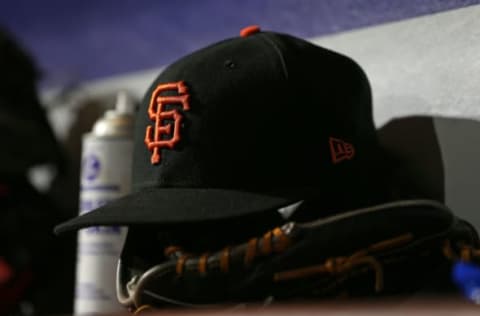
[313,5,480,126]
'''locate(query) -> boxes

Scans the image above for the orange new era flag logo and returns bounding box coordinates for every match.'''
[329,137,355,164]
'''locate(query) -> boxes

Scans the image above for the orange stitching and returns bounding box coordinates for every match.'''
[198,253,209,274]
[272,227,289,252]
[144,81,190,165]
[262,231,273,255]
[220,248,230,273]
[461,247,472,261]
[443,240,455,260]
[272,227,284,237]
[170,226,292,276]
[274,234,413,292]
[133,305,151,315]
[368,234,414,252]
[164,246,182,257]
[245,238,258,266]
[275,255,384,292]
[349,256,383,292]
[444,240,480,262]
[460,245,480,261]
[176,255,189,275]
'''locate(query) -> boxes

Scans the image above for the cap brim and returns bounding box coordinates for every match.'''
[54,188,296,234]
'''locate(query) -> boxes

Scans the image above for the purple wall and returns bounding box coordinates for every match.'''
[2,0,479,87]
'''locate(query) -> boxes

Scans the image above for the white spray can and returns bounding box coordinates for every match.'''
[74,92,135,314]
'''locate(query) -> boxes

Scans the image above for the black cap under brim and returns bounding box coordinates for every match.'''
[54,188,297,234]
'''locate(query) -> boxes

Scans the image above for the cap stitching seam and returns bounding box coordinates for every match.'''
[259,34,289,80]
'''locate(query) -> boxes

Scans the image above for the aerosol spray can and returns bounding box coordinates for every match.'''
[75,92,135,314]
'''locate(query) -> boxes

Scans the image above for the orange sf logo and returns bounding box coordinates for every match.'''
[144,81,190,165]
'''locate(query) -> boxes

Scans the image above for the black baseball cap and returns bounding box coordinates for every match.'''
[55,26,385,234]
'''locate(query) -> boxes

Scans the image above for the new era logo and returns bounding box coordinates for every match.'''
[329,137,355,164]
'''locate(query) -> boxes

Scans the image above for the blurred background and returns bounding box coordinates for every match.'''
[1,0,480,315]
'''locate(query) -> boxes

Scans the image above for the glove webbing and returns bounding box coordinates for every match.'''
[273,233,414,292]
[274,235,480,294]
[164,230,480,294]
[132,232,480,314]
[164,226,292,276]
[443,240,480,262]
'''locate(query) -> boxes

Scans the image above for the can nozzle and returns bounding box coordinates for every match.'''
[115,91,136,115]
[92,91,136,137]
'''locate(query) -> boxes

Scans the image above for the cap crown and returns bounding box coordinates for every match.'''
[133,31,379,208]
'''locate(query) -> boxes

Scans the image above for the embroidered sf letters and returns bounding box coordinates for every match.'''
[144,81,190,165]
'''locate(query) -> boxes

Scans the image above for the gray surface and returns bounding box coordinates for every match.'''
[435,117,480,229]
[313,5,480,126]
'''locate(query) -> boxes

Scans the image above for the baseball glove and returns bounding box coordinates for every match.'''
[116,200,480,312]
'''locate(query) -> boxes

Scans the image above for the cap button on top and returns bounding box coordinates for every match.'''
[240,25,261,37]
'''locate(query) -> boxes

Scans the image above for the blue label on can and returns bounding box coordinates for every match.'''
[82,154,101,182]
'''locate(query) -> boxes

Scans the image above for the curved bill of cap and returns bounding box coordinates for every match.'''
[54,188,297,234]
